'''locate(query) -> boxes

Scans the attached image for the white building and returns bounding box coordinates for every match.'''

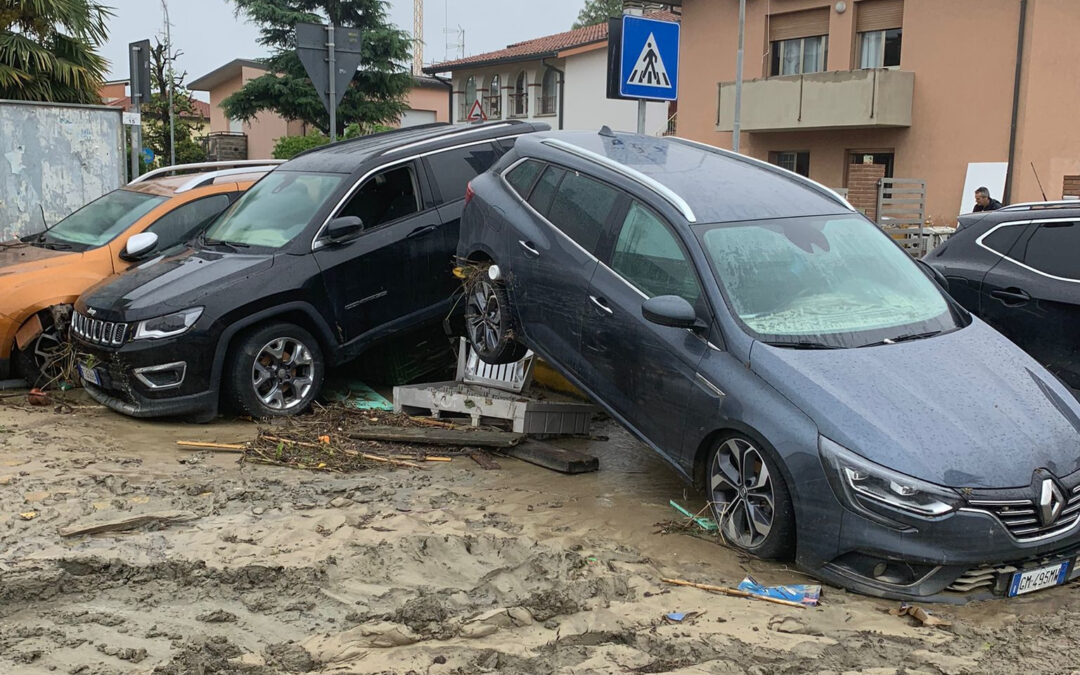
[424,12,677,135]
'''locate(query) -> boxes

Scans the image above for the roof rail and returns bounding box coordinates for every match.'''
[540,138,697,223]
[130,160,286,184]
[997,199,1080,212]
[174,165,280,193]
[291,122,451,160]
[383,121,521,156]
[668,137,856,212]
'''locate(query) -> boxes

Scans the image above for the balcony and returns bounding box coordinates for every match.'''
[716,69,914,133]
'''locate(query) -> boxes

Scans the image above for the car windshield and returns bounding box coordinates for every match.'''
[43,189,166,249]
[203,171,345,248]
[698,215,962,348]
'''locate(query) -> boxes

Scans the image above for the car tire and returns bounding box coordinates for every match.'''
[463,271,528,365]
[14,313,67,389]
[707,433,795,560]
[225,322,324,418]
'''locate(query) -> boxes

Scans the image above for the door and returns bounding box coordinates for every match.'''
[505,165,623,379]
[314,161,441,342]
[581,200,710,461]
[980,220,1080,387]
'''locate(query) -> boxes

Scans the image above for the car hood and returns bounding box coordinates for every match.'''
[80,247,274,320]
[0,242,74,275]
[750,320,1080,488]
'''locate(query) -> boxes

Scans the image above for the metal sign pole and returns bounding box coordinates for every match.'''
[131,45,142,180]
[327,25,337,143]
[733,0,746,153]
[637,99,646,134]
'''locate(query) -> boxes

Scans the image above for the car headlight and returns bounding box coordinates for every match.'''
[133,307,203,340]
[819,436,962,519]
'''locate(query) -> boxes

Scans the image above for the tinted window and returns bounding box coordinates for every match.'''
[206,172,345,248]
[147,194,232,250]
[339,165,420,229]
[546,172,619,253]
[1021,222,1080,279]
[612,202,700,304]
[982,223,1025,256]
[527,166,565,216]
[426,143,497,204]
[505,160,543,198]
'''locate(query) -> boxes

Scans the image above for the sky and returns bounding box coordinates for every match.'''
[99,0,588,98]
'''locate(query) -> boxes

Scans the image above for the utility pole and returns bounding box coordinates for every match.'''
[327,25,337,142]
[733,0,745,153]
[161,0,175,166]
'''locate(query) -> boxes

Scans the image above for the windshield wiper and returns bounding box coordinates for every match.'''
[859,330,943,348]
[41,242,72,251]
[762,340,841,350]
[204,237,250,251]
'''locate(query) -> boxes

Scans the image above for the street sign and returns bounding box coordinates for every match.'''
[466,99,486,122]
[122,112,141,126]
[128,40,151,105]
[141,148,155,165]
[618,15,680,101]
[297,22,364,113]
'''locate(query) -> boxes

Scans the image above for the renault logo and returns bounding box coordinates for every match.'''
[1038,478,1065,526]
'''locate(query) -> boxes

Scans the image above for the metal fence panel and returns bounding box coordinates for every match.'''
[877,177,928,256]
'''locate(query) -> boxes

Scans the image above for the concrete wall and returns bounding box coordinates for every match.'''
[0,100,125,239]
[678,0,1080,224]
[401,85,449,126]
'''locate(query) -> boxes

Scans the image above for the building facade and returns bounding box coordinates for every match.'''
[677,0,1080,223]
[424,15,673,135]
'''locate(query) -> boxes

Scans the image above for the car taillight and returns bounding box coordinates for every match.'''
[465,182,475,206]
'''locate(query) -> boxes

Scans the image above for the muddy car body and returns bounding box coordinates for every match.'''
[72,121,548,420]
[457,130,1080,600]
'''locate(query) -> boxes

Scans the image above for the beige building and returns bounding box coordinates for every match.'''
[676,0,1080,223]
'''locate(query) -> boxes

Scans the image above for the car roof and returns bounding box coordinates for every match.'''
[281,121,550,174]
[515,130,853,224]
[125,168,274,197]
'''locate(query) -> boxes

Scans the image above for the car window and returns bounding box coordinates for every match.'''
[45,189,166,249]
[546,172,619,254]
[982,223,1026,256]
[425,143,498,204]
[1020,222,1080,280]
[339,164,420,229]
[146,194,232,251]
[612,202,700,304]
[505,160,543,198]
[527,165,565,216]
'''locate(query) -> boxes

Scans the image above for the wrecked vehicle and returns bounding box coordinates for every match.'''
[457,129,1080,600]
[0,161,277,386]
[72,121,548,420]
[926,201,1080,391]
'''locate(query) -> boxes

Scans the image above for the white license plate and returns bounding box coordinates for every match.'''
[1008,561,1069,597]
[77,363,102,386]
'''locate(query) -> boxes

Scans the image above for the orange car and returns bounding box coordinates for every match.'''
[1,160,281,386]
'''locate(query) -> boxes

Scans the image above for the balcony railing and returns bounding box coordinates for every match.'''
[538,95,557,116]
[508,92,528,118]
[483,95,502,120]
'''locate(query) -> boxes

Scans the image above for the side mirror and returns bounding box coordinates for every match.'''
[120,232,159,261]
[642,295,700,329]
[326,216,362,243]
[916,258,949,289]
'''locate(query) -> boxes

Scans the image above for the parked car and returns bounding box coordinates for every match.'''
[0,161,279,387]
[72,121,549,421]
[926,201,1080,390]
[457,129,1080,600]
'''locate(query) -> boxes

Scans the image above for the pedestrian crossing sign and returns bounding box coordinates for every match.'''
[619,15,680,101]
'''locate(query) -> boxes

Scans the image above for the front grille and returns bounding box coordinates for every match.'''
[968,485,1080,541]
[71,311,128,346]
[947,563,1019,592]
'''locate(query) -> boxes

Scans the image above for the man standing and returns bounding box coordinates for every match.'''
[973,186,1003,211]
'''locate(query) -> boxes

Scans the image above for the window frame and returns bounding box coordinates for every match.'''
[539,68,559,116]
[770,151,810,177]
[770,35,828,76]
[336,162,424,233]
[858,28,902,69]
[976,218,1080,284]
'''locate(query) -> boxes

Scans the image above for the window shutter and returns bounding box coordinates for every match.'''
[856,0,904,32]
[769,7,830,42]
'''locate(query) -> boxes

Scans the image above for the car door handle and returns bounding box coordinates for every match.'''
[589,295,613,315]
[407,224,438,239]
[518,240,540,258]
[990,288,1031,305]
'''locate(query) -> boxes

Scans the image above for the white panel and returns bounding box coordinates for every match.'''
[400,109,438,128]
[960,162,1009,214]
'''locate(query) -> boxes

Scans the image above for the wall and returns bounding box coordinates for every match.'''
[678,0,1076,223]
[206,66,292,160]
[562,47,669,134]
[401,85,449,126]
[0,100,125,239]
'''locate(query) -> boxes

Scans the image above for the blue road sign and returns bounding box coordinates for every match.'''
[142,148,155,165]
[619,15,680,101]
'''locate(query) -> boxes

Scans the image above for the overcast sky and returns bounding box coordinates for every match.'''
[100,0,587,97]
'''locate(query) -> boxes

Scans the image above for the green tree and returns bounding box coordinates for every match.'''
[223,0,412,136]
[271,121,391,160]
[141,39,207,166]
[0,0,113,103]
[572,0,623,29]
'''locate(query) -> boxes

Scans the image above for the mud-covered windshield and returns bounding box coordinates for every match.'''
[203,171,344,248]
[698,215,962,348]
[42,189,166,250]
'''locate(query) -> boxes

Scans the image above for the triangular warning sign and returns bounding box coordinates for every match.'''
[627,33,671,88]
[467,99,487,121]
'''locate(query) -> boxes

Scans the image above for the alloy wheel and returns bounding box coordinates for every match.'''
[710,438,775,549]
[32,328,67,385]
[251,337,315,410]
[466,279,503,353]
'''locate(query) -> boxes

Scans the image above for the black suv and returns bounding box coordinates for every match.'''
[926,201,1080,389]
[72,121,548,419]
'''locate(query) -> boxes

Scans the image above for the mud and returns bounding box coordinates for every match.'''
[2,397,1080,673]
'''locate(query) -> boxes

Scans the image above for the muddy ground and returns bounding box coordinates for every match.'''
[2,395,1080,674]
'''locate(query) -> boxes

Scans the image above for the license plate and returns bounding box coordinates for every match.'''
[1008,561,1070,597]
[77,363,102,386]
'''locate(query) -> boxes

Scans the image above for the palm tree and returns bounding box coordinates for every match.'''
[0,0,114,104]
